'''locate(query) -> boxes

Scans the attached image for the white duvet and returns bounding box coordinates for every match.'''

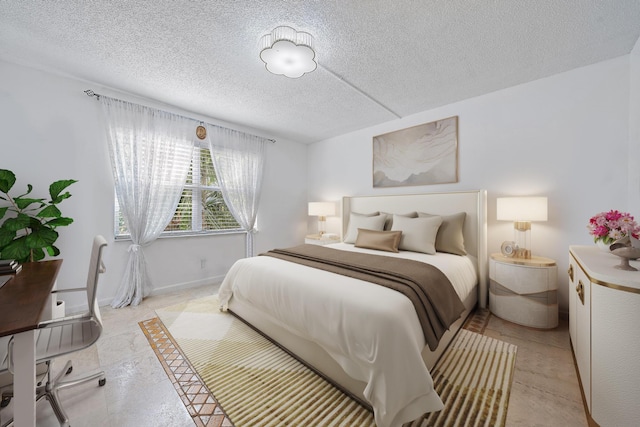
[218,243,477,427]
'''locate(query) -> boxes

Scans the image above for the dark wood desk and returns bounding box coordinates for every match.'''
[0,260,62,427]
[0,260,62,336]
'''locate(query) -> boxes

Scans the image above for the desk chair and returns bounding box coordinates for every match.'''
[0,235,108,427]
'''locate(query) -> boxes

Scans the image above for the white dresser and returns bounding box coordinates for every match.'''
[568,245,640,427]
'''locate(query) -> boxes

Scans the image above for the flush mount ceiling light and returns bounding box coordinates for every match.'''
[259,26,317,78]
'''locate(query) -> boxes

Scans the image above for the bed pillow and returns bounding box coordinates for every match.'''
[343,213,386,243]
[351,211,379,217]
[390,215,442,254]
[355,229,402,253]
[381,211,418,230]
[418,212,467,256]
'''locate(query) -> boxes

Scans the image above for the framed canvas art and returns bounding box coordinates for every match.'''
[373,116,458,188]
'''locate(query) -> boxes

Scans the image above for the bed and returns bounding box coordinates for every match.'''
[218,190,487,427]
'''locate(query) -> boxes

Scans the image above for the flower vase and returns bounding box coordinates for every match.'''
[596,240,611,252]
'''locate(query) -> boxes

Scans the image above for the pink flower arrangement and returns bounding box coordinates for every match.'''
[587,210,640,245]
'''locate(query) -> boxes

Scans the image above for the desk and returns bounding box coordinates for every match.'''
[0,260,62,427]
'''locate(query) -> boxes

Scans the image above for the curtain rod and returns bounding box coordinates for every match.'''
[83,89,276,143]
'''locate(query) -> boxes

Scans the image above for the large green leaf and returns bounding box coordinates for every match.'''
[2,213,31,231]
[37,205,62,219]
[25,227,58,248]
[0,170,16,194]
[49,180,77,202]
[46,245,60,257]
[31,247,45,262]
[51,191,72,204]
[0,207,8,220]
[14,197,45,210]
[28,216,43,227]
[1,237,30,262]
[46,217,74,227]
[0,227,17,248]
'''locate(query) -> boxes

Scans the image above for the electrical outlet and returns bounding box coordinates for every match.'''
[200,259,206,269]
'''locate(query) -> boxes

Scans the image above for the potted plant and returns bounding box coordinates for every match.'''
[0,169,77,263]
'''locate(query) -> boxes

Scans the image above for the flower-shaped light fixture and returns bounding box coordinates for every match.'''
[259,26,317,78]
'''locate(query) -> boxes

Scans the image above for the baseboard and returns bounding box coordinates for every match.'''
[65,275,226,313]
[146,275,225,297]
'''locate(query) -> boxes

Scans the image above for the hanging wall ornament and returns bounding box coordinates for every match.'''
[196,124,207,140]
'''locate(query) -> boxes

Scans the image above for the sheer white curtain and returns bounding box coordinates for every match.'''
[207,126,268,257]
[100,96,195,308]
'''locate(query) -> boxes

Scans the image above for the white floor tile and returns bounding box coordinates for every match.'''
[0,283,587,427]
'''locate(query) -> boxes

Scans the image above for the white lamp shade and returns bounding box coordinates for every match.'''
[308,202,335,217]
[497,197,548,221]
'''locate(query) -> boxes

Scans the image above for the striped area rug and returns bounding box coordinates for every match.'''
[149,295,516,427]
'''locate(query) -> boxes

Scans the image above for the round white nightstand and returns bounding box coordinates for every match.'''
[489,253,558,329]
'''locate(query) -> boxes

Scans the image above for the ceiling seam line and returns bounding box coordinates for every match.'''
[318,64,402,119]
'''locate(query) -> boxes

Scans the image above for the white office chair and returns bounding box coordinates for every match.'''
[0,235,108,427]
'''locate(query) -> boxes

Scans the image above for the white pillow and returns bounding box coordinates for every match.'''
[381,211,418,230]
[391,215,443,254]
[343,213,386,243]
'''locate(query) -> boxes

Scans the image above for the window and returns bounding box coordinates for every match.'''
[114,142,241,238]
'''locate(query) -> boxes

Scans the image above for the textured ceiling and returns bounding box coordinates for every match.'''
[0,1,639,144]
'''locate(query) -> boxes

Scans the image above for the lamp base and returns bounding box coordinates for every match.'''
[317,217,326,236]
[513,225,531,259]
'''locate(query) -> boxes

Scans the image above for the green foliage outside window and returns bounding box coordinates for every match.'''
[116,145,240,237]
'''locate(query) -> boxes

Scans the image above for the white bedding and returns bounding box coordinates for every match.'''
[218,244,477,427]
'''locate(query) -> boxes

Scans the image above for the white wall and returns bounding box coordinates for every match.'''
[308,56,632,315]
[2,52,635,316]
[0,60,309,312]
[629,38,640,214]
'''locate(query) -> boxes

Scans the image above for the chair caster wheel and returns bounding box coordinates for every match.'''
[98,378,106,387]
[1,396,11,408]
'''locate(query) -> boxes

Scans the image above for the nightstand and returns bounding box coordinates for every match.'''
[304,234,340,246]
[489,253,558,329]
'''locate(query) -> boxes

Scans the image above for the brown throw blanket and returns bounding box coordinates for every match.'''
[260,244,465,351]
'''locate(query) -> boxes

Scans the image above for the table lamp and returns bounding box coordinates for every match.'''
[308,202,335,236]
[497,196,548,259]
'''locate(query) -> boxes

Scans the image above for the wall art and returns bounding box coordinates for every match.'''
[373,116,458,187]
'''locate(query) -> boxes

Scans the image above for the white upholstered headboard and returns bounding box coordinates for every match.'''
[342,190,488,308]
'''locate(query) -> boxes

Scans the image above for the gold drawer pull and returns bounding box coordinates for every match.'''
[568,264,574,281]
[576,280,585,305]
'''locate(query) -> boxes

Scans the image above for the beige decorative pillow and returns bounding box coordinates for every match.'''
[355,229,402,253]
[343,213,386,243]
[390,215,442,254]
[418,212,467,255]
[381,211,418,230]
